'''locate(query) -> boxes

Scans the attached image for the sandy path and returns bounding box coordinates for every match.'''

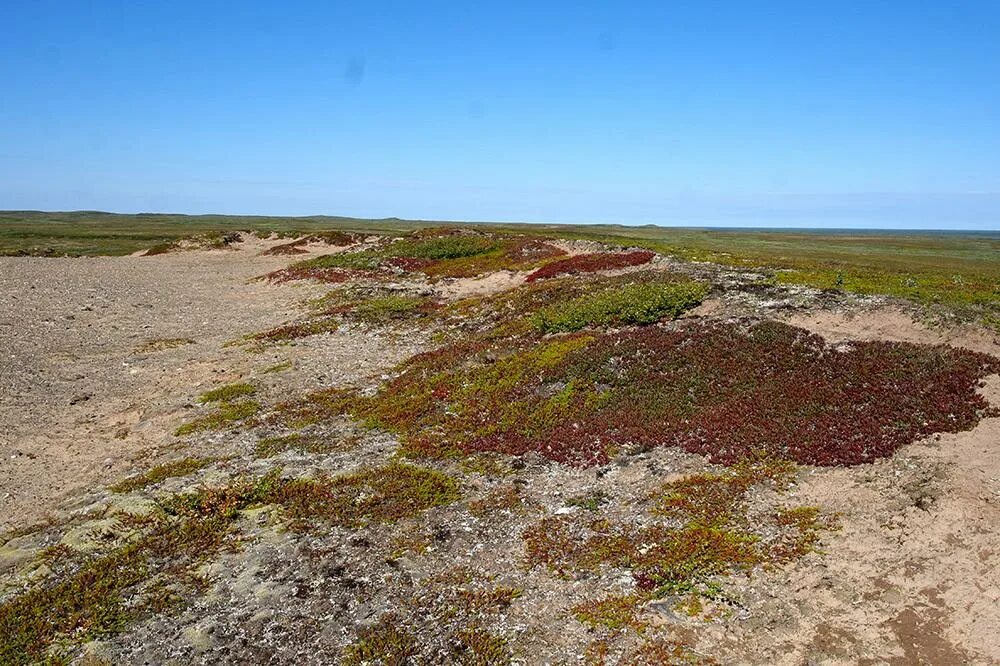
[0,240,322,532]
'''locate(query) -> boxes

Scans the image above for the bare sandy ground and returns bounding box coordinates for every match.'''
[684,309,1000,665]
[0,239,332,532]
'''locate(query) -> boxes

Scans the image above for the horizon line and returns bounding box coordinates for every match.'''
[3,208,999,234]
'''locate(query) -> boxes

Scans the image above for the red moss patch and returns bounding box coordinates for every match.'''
[349,321,998,467]
[525,250,655,282]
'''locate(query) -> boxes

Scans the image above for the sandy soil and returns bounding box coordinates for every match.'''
[0,238,351,532]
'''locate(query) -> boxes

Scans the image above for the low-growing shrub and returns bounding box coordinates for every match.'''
[344,321,999,466]
[262,266,362,284]
[314,288,441,323]
[175,400,261,436]
[526,250,655,282]
[253,433,352,458]
[525,460,831,629]
[446,269,706,338]
[266,388,357,429]
[260,238,311,255]
[168,462,459,531]
[0,462,458,663]
[266,230,566,282]
[261,230,358,255]
[530,280,709,333]
[248,317,339,344]
[198,382,256,403]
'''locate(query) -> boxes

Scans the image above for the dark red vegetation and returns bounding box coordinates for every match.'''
[351,321,999,467]
[262,230,567,284]
[525,250,655,282]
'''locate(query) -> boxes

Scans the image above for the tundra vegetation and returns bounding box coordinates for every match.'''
[1,219,998,663]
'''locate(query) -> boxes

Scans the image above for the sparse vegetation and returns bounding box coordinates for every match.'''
[4,212,997,325]
[135,337,194,353]
[0,461,462,663]
[247,317,340,344]
[573,594,649,632]
[266,462,460,530]
[0,502,240,665]
[175,400,261,436]
[110,457,214,493]
[524,459,830,631]
[260,231,358,255]
[5,211,999,664]
[311,286,441,324]
[342,568,518,665]
[261,360,293,373]
[253,432,352,458]
[266,387,357,429]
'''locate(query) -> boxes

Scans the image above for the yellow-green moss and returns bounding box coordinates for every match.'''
[197,382,256,403]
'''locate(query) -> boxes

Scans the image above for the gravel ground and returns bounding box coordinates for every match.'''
[0,238,342,532]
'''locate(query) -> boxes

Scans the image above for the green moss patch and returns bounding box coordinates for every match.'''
[175,400,261,436]
[530,280,709,333]
[197,382,256,403]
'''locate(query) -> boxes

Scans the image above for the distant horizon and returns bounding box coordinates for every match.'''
[5,208,998,234]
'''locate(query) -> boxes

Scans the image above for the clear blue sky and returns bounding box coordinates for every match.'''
[2,1,999,229]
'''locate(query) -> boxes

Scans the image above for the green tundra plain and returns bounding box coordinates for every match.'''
[2,210,998,326]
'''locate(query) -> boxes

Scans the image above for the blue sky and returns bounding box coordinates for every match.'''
[2,1,999,229]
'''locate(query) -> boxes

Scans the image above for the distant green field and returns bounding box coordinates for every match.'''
[0,210,432,256]
[2,210,998,326]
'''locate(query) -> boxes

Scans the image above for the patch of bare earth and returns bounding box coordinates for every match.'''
[0,237,420,533]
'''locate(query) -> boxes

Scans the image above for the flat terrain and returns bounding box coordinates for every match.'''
[1,226,999,664]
